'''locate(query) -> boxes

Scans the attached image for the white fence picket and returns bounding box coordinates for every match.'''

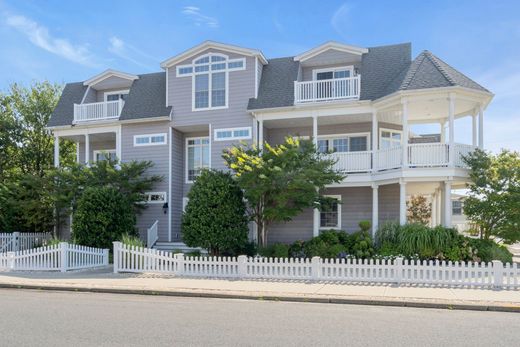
[0,232,52,253]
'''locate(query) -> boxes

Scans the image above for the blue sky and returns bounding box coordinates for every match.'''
[0,0,519,152]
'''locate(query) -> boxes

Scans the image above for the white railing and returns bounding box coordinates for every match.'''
[73,99,123,122]
[408,143,449,167]
[453,143,475,168]
[294,76,360,103]
[374,146,402,171]
[112,243,520,288]
[0,242,109,272]
[0,232,52,253]
[328,151,372,172]
[147,220,159,248]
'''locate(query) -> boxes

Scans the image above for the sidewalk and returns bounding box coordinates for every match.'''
[1,266,519,312]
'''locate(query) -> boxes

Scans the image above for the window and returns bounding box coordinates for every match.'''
[313,66,354,81]
[380,129,402,149]
[176,53,246,110]
[317,134,369,153]
[452,200,463,215]
[104,90,129,102]
[320,195,341,229]
[143,192,167,204]
[214,127,252,141]
[133,133,167,147]
[186,137,210,182]
[93,150,116,162]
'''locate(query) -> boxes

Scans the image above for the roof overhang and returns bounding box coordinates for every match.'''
[160,40,268,68]
[83,69,139,87]
[294,41,369,62]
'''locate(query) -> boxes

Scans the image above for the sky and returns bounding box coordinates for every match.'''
[0,0,519,152]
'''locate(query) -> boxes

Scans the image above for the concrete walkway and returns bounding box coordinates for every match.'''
[1,266,519,312]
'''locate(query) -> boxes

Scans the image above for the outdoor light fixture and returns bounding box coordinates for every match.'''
[162,202,168,214]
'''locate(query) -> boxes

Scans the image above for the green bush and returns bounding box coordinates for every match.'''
[182,170,249,256]
[288,240,306,258]
[358,220,371,233]
[121,233,144,248]
[350,230,375,259]
[258,243,290,258]
[72,187,137,249]
[375,222,401,247]
[468,239,513,263]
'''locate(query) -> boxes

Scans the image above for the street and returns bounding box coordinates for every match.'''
[0,289,518,346]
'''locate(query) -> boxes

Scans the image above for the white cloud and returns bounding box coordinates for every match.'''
[331,3,351,38]
[182,6,219,28]
[108,36,157,70]
[4,14,97,67]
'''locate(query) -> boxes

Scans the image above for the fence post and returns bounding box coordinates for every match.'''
[103,249,109,266]
[237,255,247,278]
[311,256,321,280]
[7,252,15,271]
[174,253,185,276]
[492,260,504,289]
[13,232,20,252]
[113,242,122,273]
[395,257,403,285]
[60,242,68,273]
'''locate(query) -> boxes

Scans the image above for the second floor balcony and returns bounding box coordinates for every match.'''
[73,99,124,123]
[294,75,360,104]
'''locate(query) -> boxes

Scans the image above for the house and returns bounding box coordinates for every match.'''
[48,40,492,249]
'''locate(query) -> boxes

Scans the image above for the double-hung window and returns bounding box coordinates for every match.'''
[186,137,210,182]
[320,195,342,230]
[317,134,369,153]
[93,150,116,162]
[176,53,246,111]
[380,129,402,149]
[452,200,463,215]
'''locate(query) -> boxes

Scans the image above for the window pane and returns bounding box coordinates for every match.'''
[320,201,339,228]
[195,65,209,73]
[211,55,226,62]
[334,70,350,78]
[136,137,149,144]
[211,63,226,70]
[228,61,243,69]
[202,144,210,167]
[151,135,165,143]
[106,94,119,101]
[316,71,333,80]
[392,132,401,140]
[217,130,232,139]
[195,75,209,109]
[233,129,250,138]
[211,72,226,107]
[350,136,367,151]
[317,139,328,153]
[195,56,209,64]
[179,67,193,75]
[332,138,348,152]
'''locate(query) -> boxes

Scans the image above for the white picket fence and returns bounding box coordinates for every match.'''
[0,242,109,272]
[0,232,52,253]
[113,242,520,289]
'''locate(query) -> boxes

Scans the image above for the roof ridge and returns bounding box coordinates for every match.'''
[423,51,457,85]
[400,51,427,90]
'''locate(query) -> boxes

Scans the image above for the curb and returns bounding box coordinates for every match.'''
[1,282,520,313]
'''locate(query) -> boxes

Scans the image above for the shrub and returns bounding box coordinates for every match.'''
[468,239,513,263]
[358,220,371,233]
[350,230,375,259]
[288,240,306,258]
[258,243,290,258]
[121,233,144,248]
[375,222,401,248]
[182,170,249,256]
[72,187,137,249]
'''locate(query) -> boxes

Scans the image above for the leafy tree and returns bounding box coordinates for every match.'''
[72,187,137,249]
[223,137,344,246]
[182,170,249,255]
[463,149,520,243]
[407,195,431,225]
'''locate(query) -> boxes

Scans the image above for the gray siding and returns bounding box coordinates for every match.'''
[269,208,314,244]
[121,121,170,242]
[379,184,399,224]
[82,87,97,103]
[171,128,184,242]
[256,58,263,97]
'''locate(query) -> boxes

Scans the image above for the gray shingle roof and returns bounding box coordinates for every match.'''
[385,50,489,94]
[48,72,171,127]
[247,57,300,110]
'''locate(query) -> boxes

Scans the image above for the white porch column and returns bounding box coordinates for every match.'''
[372,111,377,172]
[54,135,60,168]
[372,184,379,237]
[312,115,318,146]
[431,192,437,227]
[401,99,408,167]
[116,127,122,161]
[258,118,264,150]
[85,133,90,164]
[478,104,484,149]
[76,142,80,163]
[437,187,443,226]
[440,120,446,143]
[448,93,455,166]
[444,181,452,227]
[313,208,320,237]
[472,112,478,147]
[399,180,407,225]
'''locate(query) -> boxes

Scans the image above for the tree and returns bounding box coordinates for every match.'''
[463,149,520,243]
[407,195,431,225]
[182,170,249,255]
[223,137,344,246]
[72,187,137,249]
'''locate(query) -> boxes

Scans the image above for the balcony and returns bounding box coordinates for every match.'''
[73,100,124,122]
[294,76,360,104]
[327,143,476,173]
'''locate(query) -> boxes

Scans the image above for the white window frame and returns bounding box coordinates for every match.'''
[143,192,167,204]
[104,89,129,102]
[317,132,371,152]
[185,136,210,184]
[93,149,116,162]
[175,52,246,112]
[133,133,167,147]
[312,66,354,81]
[379,128,403,149]
[214,127,252,141]
[320,194,342,230]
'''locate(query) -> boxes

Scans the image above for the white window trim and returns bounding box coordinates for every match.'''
[379,128,403,148]
[317,132,371,151]
[320,194,342,230]
[143,192,167,204]
[185,136,210,184]
[214,127,252,141]
[312,66,354,80]
[93,149,116,162]
[104,89,129,102]
[133,133,167,147]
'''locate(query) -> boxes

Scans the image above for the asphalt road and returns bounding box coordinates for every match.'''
[0,289,519,347]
